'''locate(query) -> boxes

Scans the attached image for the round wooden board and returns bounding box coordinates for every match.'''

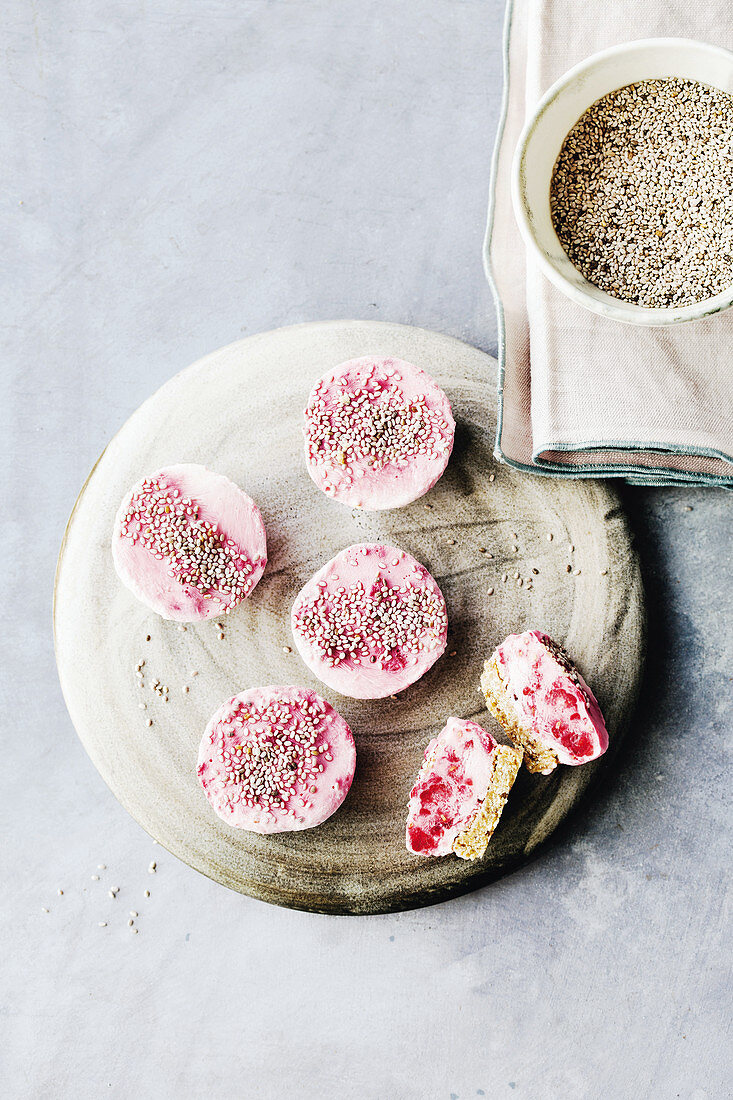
[54,321,645,915]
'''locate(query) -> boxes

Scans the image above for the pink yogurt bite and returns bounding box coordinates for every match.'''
[112,463,267,622]
[303,356,455,510]
[487,630,609,771]
[406,718,500,856]
[197,686,356,833]
[291,542,448,699]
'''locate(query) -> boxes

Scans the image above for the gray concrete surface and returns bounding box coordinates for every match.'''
[2,2,730,1097]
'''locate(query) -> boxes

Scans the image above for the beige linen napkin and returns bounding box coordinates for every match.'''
[485,0,733,486]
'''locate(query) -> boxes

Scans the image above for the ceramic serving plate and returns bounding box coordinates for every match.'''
[54,320,645,914]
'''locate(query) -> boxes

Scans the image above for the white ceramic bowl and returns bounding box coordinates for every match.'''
[512,38,733,326]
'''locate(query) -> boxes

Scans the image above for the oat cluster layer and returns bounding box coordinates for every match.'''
[550,78,733,308]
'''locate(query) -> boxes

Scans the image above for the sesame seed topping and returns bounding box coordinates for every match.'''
[201,695,339,816]
[293,569,447,672]
[305,363,452,496]
[120,475,263,611]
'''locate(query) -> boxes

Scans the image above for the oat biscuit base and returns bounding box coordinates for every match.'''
[480,656,559,775]
[452,744,523,861]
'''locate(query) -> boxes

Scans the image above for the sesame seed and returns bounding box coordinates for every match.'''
[41,907,49,913]
[551,78,733,306]
[146,718,153,727]
[573,568,581,576]
[487,587,494,595]
[144,890,150,898]
[149,862,156,873]
[547,533,553,542]
[98,921,107,927]
[91,875,99,881]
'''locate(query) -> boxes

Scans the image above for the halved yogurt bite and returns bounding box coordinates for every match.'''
[480,630,609,775]
[291,542,448,699]
[303,356,455,510]
[406,717,522,861]
[197,686,356,833]
[112,463,267,622]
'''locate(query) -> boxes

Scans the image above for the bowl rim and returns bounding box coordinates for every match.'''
[511,36,733,326]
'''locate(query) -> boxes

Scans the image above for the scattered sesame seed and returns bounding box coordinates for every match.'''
[91,875,99,881]
[98,921,107,927]
[502,574,508,583]
[108,891,116,899]
[145,634,151,642]
[282,646,292,653]
[98,864,106,870]
[144,890,150,898]
[600,569,608,576]
[41,907,49,913]
[146,718,153,727]
[182,685,189,694]
[573,568,581,576]
[148,862,157,873]
[128,919,134,927]
[547,533,553,541]
[130,911,138,917]
[566,565,572,573]
[449,650,457,657]
[478,547,486,553]
[532,568,539,575]
[190,670,199,677]
[568,545,575,553]
[684,505,693,511]
[447,538,455,546]
[487,587,494,596]
[57,889,64,896]
[489,473,496,482]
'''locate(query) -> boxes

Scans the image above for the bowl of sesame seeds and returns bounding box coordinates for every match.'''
[512,38,733,325]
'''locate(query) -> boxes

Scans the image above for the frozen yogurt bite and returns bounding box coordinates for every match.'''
[406,717,522,860]
[291,542,448,699]
[481,630,609,774]
[303,356,455,510]
[197,686,356,832]
[112,463,267,621]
